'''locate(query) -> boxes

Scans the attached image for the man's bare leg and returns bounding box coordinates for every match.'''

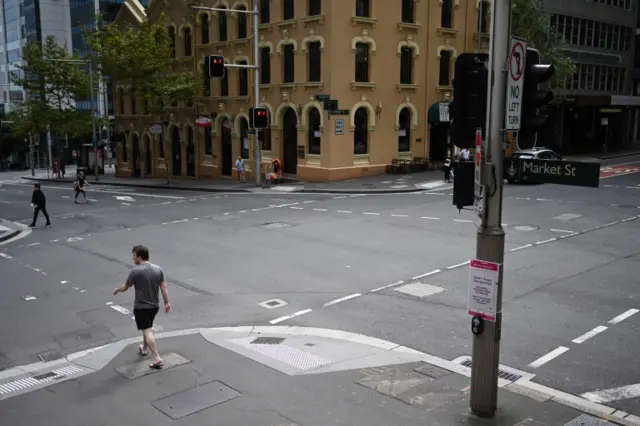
[143,329,162,364]
[141,332,148,354]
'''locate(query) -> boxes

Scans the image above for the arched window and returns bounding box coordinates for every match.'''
[398,107,411,152]
[308,107,321,154]
[259,127,271,150]
[118,89,125,114]
[201,14,210,44]
[120,132,128,162]
[204,125,213,155]
[168,26,176,57]
[353,107,368,155]
[240,118,249,158]
[237,6,247,38]
[130,90,137,115]
[183,27,192,56]
[219,7,228,42]
[158,133,165,158]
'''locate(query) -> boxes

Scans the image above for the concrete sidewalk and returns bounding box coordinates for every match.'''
[20,170,446,194]
[0,326,635,426]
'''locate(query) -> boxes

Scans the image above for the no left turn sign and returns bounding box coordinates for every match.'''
[505,37,527,131]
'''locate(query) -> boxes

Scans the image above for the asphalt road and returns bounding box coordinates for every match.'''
[1,155,639,415]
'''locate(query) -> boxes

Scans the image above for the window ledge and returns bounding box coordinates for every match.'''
[302,81,324,90]
[230,38,249,45]
[258,23,273,31]
[354,154,370,165]
[351,16,377,27]
[437,28,458,36]
[305,153,321,165]
[260,84,273,90]
[225,96,251,101]
[301,15,324,26]
[436,85,453,92]
[397,22,421,32]
[351,81,376,90]
[276,19,297,29]
[278,83,298,90]
[397,84,418,92]
[397,151,412,160]
[211,41,230,48]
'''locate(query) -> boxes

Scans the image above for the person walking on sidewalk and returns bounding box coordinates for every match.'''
[73,171,88,203]
[29,184,51,228]
[235,156,246,182]
[113,245,171,369]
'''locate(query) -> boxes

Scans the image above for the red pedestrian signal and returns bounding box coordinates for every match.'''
[207,55,225,78]
[249,107,269,129]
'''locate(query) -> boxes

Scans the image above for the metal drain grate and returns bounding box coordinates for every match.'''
[563,414,612,425]
[251,337,285,345]
[37,350,64,362]
[261,222,292,229]
[32,372,57,381]
[0,365,83,396]
[460,359,522,382]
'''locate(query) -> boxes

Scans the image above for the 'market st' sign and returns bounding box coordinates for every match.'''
[505,158,600,187]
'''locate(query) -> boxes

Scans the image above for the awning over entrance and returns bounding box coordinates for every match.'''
[427,101,450,126]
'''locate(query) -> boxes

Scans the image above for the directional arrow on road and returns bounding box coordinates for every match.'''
[115,196,135,202]
[581,383,640,403]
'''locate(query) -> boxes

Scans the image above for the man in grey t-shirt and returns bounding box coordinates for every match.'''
[113,245,171,369]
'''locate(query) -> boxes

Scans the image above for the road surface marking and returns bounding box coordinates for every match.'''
[510,244,533,252]
[313,208,327,212]
[26,243,40,247]
[371,280,404,292]
[572,326,608,344]
[528,346,569,368]
[170,219,188,224]
[121,202,131,206]
[302,200,316,203]
[421,216,440,220]
[608,308,639,324]
[237,210,246,213]
[269,309,313,324]
[363,212,380,216]
[159,201,172,205]
[337,210,352,214]
[411,269,441,280]
[324,293,362,307]
[0,200,9,204]
[0,253,11,258]
[446,261,470,270]
[333,196,347,199]
[60,280,67,284]
[391,214,408,217]
[535,238,557,244]
[550,229,574,233]
[22,295,37,301]
[602,220,620,227]
[109,305,130,315]
[290,206,304,210]
[453,219,473,223]
[536,198,552,201]
[581,384,640,403]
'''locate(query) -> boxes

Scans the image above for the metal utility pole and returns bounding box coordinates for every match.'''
[469,0,511,418]
[46,125,53,177]
[88,61,98,181]
[192,2,261,186]
[29,133,35,176]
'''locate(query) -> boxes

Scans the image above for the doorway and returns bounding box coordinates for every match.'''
[221,118,232,176]
[186,127,195,177]
[172,126,182,176]
[282,107,297,174]
[132,134,141,177]
[143,135,152,175]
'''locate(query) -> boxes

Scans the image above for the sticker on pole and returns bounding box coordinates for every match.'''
[468,259,500,322]
[505,37,527,131]
[474,129,484,218]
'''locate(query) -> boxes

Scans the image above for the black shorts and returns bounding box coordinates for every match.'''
[133,307,159,330]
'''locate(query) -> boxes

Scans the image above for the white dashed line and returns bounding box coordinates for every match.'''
[22,295,37,301]
[324,293,362,307]
[363,212,380,216]
[572,326,608,344]
[313,208,328,212]
[302,200,316,204]
[608,309,639,324]
[550,229,574,234]
[411,269,441,280]
[391,214,408,218]
[332,196,347,199]
[26,243,40,247]
[60,280,68,284]
[510,244,533,252]
[171,219,188,224]
[535,238,557,244]
[421,216,440,220]
[0,253,11,258]
[237,210,247,213]
[337,210,352,214]
[453,219,473,223]
[528,346,569,368]
[371,280,404,293]
[290,207,304,210]
[269,309,313,324]
[446,261,470,270]
[109,305,130,315]
[602,221,620,227]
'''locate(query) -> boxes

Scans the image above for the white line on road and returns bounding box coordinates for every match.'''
[602,220,621,227]
[269,309,313,324]
[572,326,608,344]
[510,244,533,252]
[581,384,640,403]
[337,210,352,214]
[411,269,441,280]
[608,308,639,324]
[453,219,473,223]
[528,346,569,368]
[302,200,316,203]
[536,198,552,201]
[237,210,246,213]
[391,214,408,217]
[446,261,470,270]
[421,216,440,220]
[109,305,130,315]
[324,293,362,307]
[550,229,575,233]
[535,238,557,245]
[312,208,328,212]
[171,219,188,224]
[371,280,404,293]
[290,206,304,210]
[363,212,380,216]
[26,242,40,247]
[332,196,347,199]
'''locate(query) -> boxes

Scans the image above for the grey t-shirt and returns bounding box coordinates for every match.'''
[126,262,164,309]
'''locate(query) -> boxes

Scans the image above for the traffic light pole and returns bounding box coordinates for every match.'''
[470,0,511,418]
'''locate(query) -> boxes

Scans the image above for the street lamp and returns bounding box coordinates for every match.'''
[47,58,99,181]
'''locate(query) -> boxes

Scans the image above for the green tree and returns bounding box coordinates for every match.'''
[0,122,25,164]
[84,14,200,182]
[512,0,575,80]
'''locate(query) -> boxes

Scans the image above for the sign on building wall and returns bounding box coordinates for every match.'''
[335,119,344,135]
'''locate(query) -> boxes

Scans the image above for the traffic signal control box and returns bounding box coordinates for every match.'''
[249,107,269,129]
[207,55,225,78]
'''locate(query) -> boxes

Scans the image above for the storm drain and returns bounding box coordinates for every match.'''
[260,222,292,229]
[37,350,64,363]
[0,365,83,396]
[459,359,522,382]
[251,337,285,345]
[563,414,612,425]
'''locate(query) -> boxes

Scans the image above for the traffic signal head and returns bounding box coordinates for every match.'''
[451,53,489,149]
[207,55,225,78]
[249,107,269,129]
[519,48,555,148]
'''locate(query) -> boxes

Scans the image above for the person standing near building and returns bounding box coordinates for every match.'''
[235,156,245,182]
[29,184,51,228]
[113,245,171,369]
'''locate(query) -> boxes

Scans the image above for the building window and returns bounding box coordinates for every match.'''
[260,47,271,84]
[478,0,490,33]
[441,0,453,28]
[356,0,370,17]
[204,126,213,155]
[238,61,249,95]
[398,107,411,152]
[203,62,211,96]
[183,27,192,56]
[552,14,631,52]
[118,89,125,114]
[200,14,210,44]
[283,0,294,20]
[142,88,149,114]
[240,118,249,159]
[219,7,228,42]
[158,133,165,158]
[237,6,248,38]
[400,46,413,84]
[308,41,321,82]
[220,70,229,96]
[439,50,452,86]
[283,44,295,83]
[308,107,321,154]
[260,0,270,23]
[122,138,128,162]
[355,42,370,82]
[259,127,272,150]
[353,107,368,154]
[308,0,321,16]
[131,91,137,115]
[168,26,176,57]
[401,0,414,23]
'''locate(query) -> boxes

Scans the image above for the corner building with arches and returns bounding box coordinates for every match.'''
[112,0,488,181]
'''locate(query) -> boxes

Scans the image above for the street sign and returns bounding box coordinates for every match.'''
[468,259,500,322]
[504,157,600,187]
[149,124,163,135]
[335,119,344,135]
[505,37,527,131]
[474,129,484,218]
[439,102,450,122]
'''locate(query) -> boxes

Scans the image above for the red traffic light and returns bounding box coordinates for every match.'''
[207,55,225,78]
[250,107,269,129]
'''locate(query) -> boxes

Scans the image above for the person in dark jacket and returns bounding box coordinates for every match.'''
[29,184,51,227]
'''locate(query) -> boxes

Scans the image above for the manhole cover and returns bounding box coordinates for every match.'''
[251,337,285,345]
[513,225,539,232]
[37,350,64,362]
[261,222,291,229]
